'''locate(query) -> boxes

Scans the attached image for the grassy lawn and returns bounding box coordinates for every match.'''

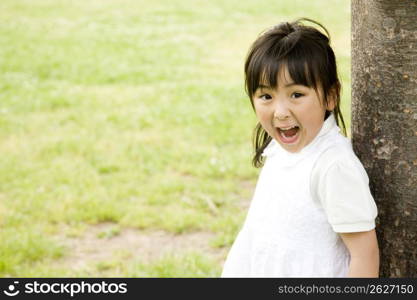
[0,0,350,277]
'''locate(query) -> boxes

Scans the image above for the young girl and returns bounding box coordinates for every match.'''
[221,18,379,277]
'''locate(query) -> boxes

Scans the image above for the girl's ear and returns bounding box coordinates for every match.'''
[326,87,337,111]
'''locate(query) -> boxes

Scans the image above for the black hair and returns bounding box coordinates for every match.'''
[244,17,347,168]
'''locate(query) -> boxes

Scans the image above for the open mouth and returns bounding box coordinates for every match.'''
[276,126,300,144]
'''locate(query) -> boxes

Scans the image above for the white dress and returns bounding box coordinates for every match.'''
[221,114,378,277]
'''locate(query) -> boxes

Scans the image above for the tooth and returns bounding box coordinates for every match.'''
[280,126,296,130]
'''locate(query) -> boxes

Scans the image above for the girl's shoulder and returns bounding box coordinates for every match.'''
[316,133,355,164]
[313,134,369,182]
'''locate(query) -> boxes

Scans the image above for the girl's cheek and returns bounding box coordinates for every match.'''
[254,104,268,119]
[254,107,265,121]
[258,114,270,128]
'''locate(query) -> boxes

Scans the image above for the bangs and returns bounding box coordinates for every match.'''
[246,38,324,99]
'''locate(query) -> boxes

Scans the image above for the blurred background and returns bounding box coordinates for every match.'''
[0,0,350,276]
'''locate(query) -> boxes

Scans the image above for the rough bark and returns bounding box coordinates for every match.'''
[351,0,417,277]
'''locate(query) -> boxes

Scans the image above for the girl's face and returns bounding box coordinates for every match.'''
[253,66,335,153]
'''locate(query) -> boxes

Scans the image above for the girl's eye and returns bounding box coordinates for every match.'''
[259,94,272,101]
[291,92,304,99]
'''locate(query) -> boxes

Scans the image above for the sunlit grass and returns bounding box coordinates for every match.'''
[128,252,221,277]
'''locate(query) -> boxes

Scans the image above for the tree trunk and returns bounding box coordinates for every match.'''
[351,0,417,277]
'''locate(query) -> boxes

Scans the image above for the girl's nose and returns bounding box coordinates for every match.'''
[273,102,290,120]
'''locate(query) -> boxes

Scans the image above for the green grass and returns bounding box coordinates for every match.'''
[128,252,221,277]
[0,0,350,276]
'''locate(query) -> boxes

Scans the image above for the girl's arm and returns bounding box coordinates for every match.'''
[339,229,380,277]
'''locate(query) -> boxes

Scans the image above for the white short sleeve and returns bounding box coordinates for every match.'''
[316,153,378,233]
